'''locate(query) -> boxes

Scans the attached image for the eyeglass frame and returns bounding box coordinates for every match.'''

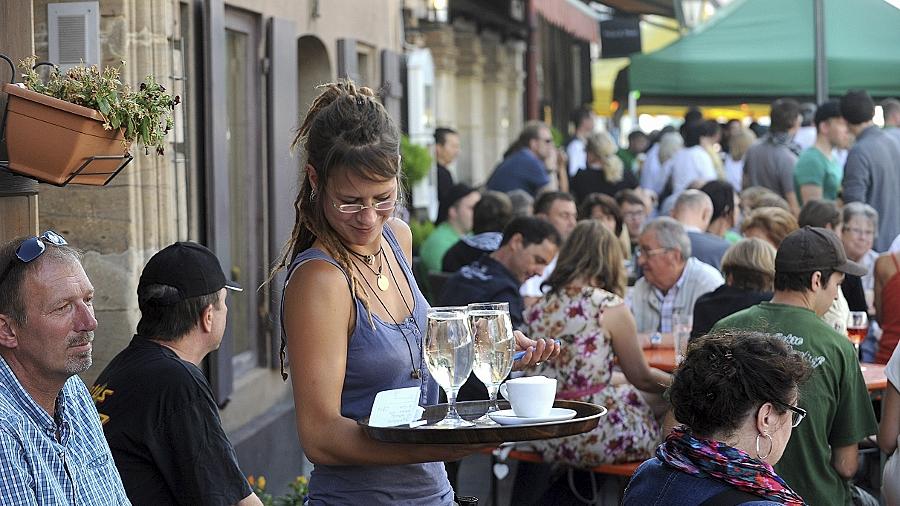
[771,398,807,428]
[330,198,400,214]
[0,231,69,287]
[634,246,670,259]
[842,226,875,238]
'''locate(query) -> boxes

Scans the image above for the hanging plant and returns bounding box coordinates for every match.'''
[18,56,180,155]
[400,135,432,186]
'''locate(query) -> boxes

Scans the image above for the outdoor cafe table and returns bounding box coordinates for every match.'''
[643,346,887,392]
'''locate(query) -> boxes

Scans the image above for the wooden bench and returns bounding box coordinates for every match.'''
[485,448,643,504]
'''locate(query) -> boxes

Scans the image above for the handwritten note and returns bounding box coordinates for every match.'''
[368,387,425,428]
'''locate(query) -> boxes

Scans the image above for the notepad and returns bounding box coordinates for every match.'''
[368,387,426,428]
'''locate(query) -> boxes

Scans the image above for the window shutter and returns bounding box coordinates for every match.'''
[336,38,359,82]
[380,49,405,125]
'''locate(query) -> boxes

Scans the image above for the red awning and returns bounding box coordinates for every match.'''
[533,0,601,44]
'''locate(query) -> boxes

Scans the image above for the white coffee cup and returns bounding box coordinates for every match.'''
[499,376,557,418]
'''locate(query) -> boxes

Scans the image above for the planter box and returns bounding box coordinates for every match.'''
[2,83,132,186]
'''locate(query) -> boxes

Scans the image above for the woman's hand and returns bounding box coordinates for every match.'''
[512,330,560,370]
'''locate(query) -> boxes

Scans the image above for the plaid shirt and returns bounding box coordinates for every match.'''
[653,267,688,333]
[0,356,130,505]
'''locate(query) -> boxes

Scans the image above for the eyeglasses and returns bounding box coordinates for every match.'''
[331,199,399,214]
[843,226,874,238]
[540,137,554,144]
[772,399,807,427]
[635,247,669,259]
[0,231,68,286]
[623,211,646,220]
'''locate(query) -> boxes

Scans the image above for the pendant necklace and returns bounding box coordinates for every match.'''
[348,246,389,291]
[353,261,422,380]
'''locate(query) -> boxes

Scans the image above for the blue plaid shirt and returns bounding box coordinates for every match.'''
[0,356,130,505]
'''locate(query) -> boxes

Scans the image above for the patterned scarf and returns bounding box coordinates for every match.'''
[657,426,805,505]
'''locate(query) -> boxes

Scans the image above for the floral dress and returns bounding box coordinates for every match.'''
[524,286,660,466]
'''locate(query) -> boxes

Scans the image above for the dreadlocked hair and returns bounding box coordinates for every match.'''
[272,79,402,379]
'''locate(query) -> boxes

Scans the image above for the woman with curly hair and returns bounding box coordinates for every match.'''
[625,332,811,505]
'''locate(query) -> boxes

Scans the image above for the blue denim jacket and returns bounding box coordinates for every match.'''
[624,458,781,506]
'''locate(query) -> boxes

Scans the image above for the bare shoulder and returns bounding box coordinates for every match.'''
[387,218,413,260]
[284,258,351,307]
[875,253,896,277]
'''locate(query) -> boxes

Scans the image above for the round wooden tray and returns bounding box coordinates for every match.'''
[359,400,606,444]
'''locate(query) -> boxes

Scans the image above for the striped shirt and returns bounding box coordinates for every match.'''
[0,356,130,505]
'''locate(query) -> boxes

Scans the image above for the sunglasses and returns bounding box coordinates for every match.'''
[0,231,68,286]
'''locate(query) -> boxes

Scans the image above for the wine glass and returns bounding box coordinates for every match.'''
[424,306,475,428]
[468,302,516,425]
[847,311,868,358]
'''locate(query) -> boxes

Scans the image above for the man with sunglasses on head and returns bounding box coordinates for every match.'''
[486,120,555,197]
[91,242,261,506]
[0,232,130,504]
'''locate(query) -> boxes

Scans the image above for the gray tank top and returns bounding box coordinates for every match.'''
[284,225,452,505]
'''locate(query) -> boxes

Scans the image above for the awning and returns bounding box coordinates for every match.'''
[596,0,675,17]
[534,0,601,43]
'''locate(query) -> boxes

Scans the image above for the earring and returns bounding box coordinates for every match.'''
[310,188,317,201]
[755,432,773,460]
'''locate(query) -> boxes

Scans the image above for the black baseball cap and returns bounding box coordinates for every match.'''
[138,242,242,305]
[775,226,867,276]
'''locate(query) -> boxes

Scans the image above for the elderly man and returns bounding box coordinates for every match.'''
[671,189,731,270]
[92,242,260,505]
[712,227,877,506]
[0,231,130,504]
[628,217,724,340]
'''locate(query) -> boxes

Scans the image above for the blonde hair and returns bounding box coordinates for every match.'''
[721,238,776,291]
[729,128,757,161]
[586,132,625,183]
[741,207,798,247]
[544,219,626,297]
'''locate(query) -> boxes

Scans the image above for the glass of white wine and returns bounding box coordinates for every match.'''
[425,306,475,428]
[468,302,516,425]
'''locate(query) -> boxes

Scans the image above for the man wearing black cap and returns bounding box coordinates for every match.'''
[419,184,480,273]
[712,227,878,506]
[91,242,261,505]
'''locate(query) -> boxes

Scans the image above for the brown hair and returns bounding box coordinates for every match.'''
[272,80,400,375]
[544,220,626,297]
[741,206,798,247]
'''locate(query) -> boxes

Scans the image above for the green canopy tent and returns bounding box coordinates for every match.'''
[629,0,900,104]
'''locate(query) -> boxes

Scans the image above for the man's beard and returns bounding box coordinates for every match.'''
[65,331,94,374]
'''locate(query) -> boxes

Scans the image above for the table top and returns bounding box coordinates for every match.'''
[643,346,887,392]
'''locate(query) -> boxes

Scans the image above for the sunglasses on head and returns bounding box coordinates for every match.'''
[0,231,68,286]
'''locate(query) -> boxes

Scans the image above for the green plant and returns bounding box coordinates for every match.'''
[410,219,435,252]
[19,56,179,155]
[247,475,308,506]
[400,135,432,186]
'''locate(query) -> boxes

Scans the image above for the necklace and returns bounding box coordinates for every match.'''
[348,247,389,291]
[353,259,422,380]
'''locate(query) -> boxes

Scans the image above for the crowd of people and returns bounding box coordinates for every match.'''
[423,87,900,504]
[2,79,900,505]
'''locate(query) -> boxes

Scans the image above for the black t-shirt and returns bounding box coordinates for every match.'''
[92,336,251,506]
[436,163,454,224]
[571,166,639,205]
[690,284,773,340]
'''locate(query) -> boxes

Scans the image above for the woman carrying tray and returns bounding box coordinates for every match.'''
[273,80,558,505]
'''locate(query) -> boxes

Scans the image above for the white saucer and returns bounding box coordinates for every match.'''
[487,408,577,426]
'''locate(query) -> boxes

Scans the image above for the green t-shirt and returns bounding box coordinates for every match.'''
[793,147,842,204]
[419,222,460,273]
[617,148,637,173]
[712,303,877,506]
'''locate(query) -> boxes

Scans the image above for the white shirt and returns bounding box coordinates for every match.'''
[566,137,587,177]
[520,255,557,298]
[724,156,744,192]
[670,146,717,197]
